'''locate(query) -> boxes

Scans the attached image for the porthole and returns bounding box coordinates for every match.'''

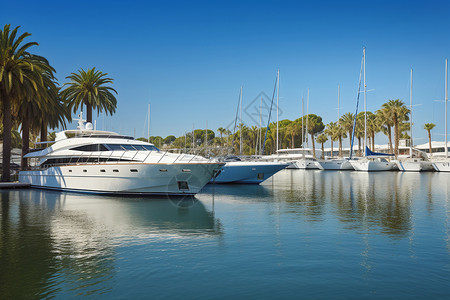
[100,169,106,172]
[68,170,72,172]
[83,170,87,172]
[182,169,191,172]
[130,169,138,172]
[159,169,168,172]
[113,169,119,172]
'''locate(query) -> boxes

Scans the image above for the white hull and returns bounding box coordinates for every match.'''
[213,162,288,184]
[395,160,434,172]
[293,159,319,169]
[349,159,396,172]
[316,159,354,170]
[432,161,450,172]
[19,163,222,195]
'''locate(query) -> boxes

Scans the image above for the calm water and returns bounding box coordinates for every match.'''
[1,170,450,299]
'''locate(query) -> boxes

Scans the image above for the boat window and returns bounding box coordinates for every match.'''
[130,169,138,172]
[106,144,124,151]
[113,169,119,172]
[100,169,106,172]
[159,169,168,172]
[132,145,147,151]
[70,144,109,152]
[142,145,159,151]
[121,144,136,151]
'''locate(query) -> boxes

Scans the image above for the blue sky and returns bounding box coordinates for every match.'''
[2,0,450,146]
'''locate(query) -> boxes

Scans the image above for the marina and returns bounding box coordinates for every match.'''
[1,169,450,299]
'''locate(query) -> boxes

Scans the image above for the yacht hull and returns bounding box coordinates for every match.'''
[213,162,288,184]
[19,163,223,196]
[349,160,396,172]
[293,160,320,169]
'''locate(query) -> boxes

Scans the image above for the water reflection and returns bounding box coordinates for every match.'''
[0,190,221,299]
[271,170,438,238]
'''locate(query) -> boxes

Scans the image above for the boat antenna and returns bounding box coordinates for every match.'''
[410,68,413,157]
[349,48,364,159]
[262,73,278,154]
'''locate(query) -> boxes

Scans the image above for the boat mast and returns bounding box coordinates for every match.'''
[276,69,280,152]
[446,59,448,158]
[148,103,150,142]
[410,68,413,157]
[259,96,262,155]
[302,96,305,159]
[306,88,310,150]
[363,47,367,154]
[240,86,243,156]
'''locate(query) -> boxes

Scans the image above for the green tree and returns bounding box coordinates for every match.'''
[381,99,410,156]
[325,122,338,158]
[0,25,55,181]
[316,133,328,159]
[62,67,117,123]
[306,114,325,158]
[339,112,355,150]
[424,123,436,157]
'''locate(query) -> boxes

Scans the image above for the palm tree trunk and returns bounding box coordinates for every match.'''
[86,102,93,123]
[21,116,30,171]
[338,136,342,157]
[372,132,375,151]
[2,95,12,182]
[330,140,333,158]
[387,125,393,153]
[311,133,316,158]
[291,134,295,149]
[40,122,48,142]
[428,130,432,157]
[393,114,399,156]
[321,142,324,159]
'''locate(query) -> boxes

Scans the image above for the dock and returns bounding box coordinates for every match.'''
[0,182,31,189]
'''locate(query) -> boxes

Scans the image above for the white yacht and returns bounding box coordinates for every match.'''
[19,116,224,196]
[212,156,288,184]
[262,148,321,169]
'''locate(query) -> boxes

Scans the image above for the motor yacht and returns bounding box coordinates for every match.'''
[19,115,223,196]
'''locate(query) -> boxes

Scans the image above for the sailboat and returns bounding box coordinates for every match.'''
[431,58,450,172]
[394,69,434,171]
[316,85,354,170]
[213,85,288,184]
[349,48,397,172]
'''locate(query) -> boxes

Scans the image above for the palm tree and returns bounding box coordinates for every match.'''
[339,112,355,150]
[217,127,225,146]
[316,134,328,159]
[0,25,52,181]
[286,122,300,149]
[306,114,325,158]
[424,123,436,157]
[325,122,338,158]
[381,99,410,156]
[61,68,118,123]
[376,107,394,152]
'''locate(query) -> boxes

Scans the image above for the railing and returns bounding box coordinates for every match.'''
[29,149,216,170]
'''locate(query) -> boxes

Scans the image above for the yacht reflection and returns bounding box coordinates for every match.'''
[0,189,222,299]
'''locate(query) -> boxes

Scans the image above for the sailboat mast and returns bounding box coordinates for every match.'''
[446,59,448,158]
[410,68,413,157]
[302,96,305,159]
[240,86,243,156]
[276,69,280,152]
[259,96,262,155]
[363,47,367,153]
[148,103,150,142]
[307,88,310,149]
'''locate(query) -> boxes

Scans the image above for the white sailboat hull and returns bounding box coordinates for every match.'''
[293,160,320,169]
[213,162,288,184]
[316,159,354,170]
[19,163,222,195]
[349,159,396,172]
[395,160,434,172]
[432,161,450,172]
